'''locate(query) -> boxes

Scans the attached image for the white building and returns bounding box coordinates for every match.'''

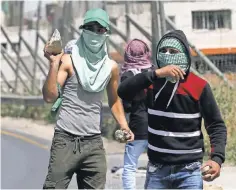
[100,0,236,70]
[102,0,236,56]
[2,1,236,56]
[164,0,236,54]
[1,1,236,89]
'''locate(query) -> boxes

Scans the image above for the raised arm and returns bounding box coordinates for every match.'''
[118,71,156,101]
[118,65,186,101]
[42,52,71,103]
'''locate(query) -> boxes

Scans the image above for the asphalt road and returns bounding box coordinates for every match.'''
[1,132,50,189]
[2,129,234,189]
[1,130,146,189]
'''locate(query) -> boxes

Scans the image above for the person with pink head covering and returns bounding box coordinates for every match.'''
[120,39,154,190]
[121,39,153,75]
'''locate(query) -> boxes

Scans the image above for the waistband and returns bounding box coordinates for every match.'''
[55,128,101,140]
[55,129,102,154]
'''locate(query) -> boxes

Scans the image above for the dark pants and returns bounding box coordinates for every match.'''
[43,130,107,189]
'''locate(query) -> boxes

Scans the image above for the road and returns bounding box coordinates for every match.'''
[1,129,235,189]
[1,131,51,189]
[1,130,146,189]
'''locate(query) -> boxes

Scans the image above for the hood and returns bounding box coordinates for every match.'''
[156,30,191,79]
[154,30,192,109]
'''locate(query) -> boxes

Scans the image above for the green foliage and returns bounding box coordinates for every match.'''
[202,83,236,165]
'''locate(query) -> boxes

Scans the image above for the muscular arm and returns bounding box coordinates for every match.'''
[42,54,71,103]
[106,61,130,131]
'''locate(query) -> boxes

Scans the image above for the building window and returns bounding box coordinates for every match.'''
[192,10,231,30]
[166,16,175,31]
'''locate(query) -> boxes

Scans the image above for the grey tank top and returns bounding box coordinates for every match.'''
[55,73,105,136]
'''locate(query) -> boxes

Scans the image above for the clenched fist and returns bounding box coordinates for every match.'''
[201,160,221,182]
[155,65,186,81]
[43,42,64,64]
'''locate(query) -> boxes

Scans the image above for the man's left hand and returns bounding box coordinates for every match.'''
[201,160,221,182]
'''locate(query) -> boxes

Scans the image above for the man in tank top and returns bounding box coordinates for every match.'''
[42,8,134,189]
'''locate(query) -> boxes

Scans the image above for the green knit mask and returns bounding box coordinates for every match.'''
[157,38,189,71]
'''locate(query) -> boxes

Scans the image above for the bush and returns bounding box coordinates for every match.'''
[1,104,52,120]
[202,82,236,165]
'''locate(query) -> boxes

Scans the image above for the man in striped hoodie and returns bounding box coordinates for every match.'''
[118,30,227,189]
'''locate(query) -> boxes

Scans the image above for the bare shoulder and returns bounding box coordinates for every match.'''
[107,60,119,88]
[60,54,72,67]
[109,60,119,76]
[59,54,73,75]
[110,59,118,69]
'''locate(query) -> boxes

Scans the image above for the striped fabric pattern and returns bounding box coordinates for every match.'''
[146,73,207,164]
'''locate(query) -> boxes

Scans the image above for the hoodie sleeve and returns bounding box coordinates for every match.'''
[199,83,227,166]
[120,72,133,113]
[118,70,157,101]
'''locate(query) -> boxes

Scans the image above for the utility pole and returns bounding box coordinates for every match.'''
[151,1,161,65]
[125,1,131,41]
[159,1,166,36]
[32,1,41,94]
[14,1,24,93]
